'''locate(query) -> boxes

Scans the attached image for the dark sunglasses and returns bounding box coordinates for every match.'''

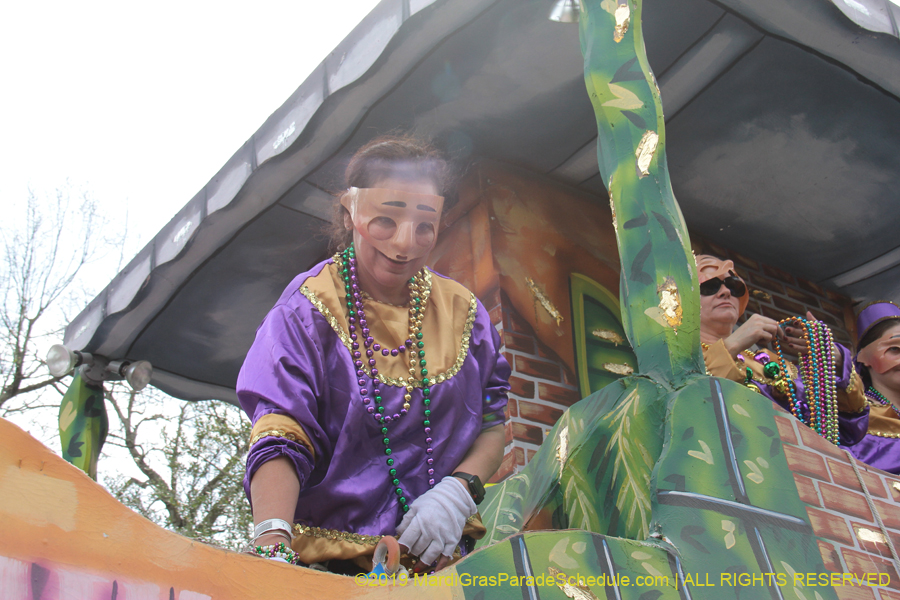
[699,276,747,298]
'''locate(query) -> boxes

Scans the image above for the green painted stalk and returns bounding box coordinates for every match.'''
[580,0,703,388]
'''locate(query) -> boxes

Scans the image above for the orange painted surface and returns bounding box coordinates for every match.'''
[0,418,461,600]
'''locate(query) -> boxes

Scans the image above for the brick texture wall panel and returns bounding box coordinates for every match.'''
[514,446,525,466]
[841,549,900,590]
[774,413,799,445]
[762,264,797,285]
[891,481,900,504]
[850,521,895,557]
[797,278,828,298]
[518,400,564,427]
[835,586,879,600]
[503,332,535,353]
[537,382,581,407]
[515,356,562,382]
[511,421,544,446]
[819,539,844,572]
[729,251,760,271]
[488,305,503,327]
[508,376,535,399]
[784,444,831,481]
[506,398,518,418]
[806,506,855,545]
[873,500,900,530]
[748,271,787,295]
[772,294,808,316]
[783,285,821,308]
[797,426,850,462]
[793,473,822,507]
[827,459,889,498]
[820,482,875,523]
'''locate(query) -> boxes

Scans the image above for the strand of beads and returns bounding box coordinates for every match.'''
[406,273,437,486]
[252,542,301,565]
[866,386,900,417]
[774,317,839,445]
[338,244,435,514]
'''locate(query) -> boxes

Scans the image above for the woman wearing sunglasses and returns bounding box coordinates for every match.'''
[847,301,900,473]
[697,255,867,446]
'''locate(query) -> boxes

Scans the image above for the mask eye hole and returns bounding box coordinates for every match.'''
[368,217,396,241]
[416,222,435,247]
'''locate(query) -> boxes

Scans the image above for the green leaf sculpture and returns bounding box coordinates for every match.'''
[470,2,838,598]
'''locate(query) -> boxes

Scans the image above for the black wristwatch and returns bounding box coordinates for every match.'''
[452,471,485,505]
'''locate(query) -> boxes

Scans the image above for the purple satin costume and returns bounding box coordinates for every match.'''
[238,260,510,535]
[757,344,868,447]
[846,301,900,474]
[847,432,900,474]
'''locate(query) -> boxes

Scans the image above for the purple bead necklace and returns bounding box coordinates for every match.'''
[339,244,436,514]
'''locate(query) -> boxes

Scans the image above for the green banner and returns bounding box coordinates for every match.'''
[58,370,108,480]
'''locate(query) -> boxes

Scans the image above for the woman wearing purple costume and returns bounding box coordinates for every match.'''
[697,255,867,445]
[238,136,509,573]
[848,301,900,474]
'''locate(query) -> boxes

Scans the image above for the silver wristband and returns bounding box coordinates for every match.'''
[253,518,294,541]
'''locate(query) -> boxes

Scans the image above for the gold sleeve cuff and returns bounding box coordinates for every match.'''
[250,413,316,461]
[837,372,867,413]
[703,339,744,383]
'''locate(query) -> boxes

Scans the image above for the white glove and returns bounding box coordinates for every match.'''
[396,476,477,565]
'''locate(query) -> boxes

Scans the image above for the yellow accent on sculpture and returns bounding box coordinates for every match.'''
[603,362,634,376]
[635,130,659,178]
[614,4,630,43]
[557,425,570,479]
[549,567,601,600]
[526,277,564,326]
[657,276,683,329]
[592,328,625,344]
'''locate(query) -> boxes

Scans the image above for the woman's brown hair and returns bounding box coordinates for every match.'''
[327,134,451,252]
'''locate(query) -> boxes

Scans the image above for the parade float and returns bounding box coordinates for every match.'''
[4,0,900,598]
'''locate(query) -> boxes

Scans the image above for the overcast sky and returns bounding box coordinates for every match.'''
[0,0,381,477]
[1,0,381,262]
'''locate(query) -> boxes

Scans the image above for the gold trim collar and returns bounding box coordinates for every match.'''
[299,270,478,389]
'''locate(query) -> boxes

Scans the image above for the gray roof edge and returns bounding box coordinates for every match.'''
[63,0,497,358]
[150,368,240,406]
[717,0,900,99]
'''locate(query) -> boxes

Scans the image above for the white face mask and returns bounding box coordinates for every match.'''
[341,187,444,260]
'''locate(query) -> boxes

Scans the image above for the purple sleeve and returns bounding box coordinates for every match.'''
[237,302,330,504]
[473,302,510,430]
[752,342,869,447]
[243,437,314,508]
[837,408,869,447]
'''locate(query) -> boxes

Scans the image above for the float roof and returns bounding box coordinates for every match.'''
[65,0,900,403]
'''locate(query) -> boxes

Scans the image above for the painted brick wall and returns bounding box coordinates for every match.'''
[776,409,900,599]
[485,291,580,483]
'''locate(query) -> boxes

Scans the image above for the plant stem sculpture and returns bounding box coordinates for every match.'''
[468,1,838,598]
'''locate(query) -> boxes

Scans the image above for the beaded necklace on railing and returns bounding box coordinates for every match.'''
[338,244,435,514]
[866,386,900,418]
[773,317,839,445]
